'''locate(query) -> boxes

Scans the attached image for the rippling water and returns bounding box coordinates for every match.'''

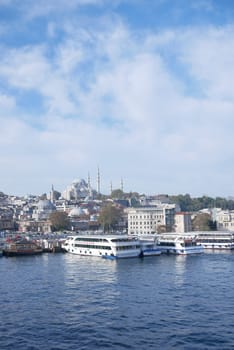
[0,252,234,349]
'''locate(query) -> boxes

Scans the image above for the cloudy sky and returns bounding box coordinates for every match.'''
[0,0,234,197]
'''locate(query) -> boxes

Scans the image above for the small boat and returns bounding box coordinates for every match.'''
[3,238,43,257]
[156,234,203,255]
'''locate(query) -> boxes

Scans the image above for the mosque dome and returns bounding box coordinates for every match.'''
[37,199,56,212]
[62,178,93,200]
[69,207,84,217]
[32,199,56,221]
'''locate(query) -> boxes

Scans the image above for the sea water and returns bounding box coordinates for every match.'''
[0,252,234,349]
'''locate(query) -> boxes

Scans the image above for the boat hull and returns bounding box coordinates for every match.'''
[159,246,204,255]
[3,249,43,257]
[64,247,141,258]
[140,249,161,257]
[200,244,234,250]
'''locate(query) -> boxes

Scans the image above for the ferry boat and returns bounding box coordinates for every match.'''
[196,231,234,250]
[156,234,204,255]
[3,238,43,257]
[62,234,141,258]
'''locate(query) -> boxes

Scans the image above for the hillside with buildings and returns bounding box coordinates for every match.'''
[1,180,234,234]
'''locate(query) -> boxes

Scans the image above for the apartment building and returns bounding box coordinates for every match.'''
[127,204,175,235]
[214,208,234,231]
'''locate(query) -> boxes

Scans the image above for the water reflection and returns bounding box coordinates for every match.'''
[174,255,187,287]
[61,253,120,321]
[63,253,118,285]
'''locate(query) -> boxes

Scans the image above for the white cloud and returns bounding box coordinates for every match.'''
[19,0,108,19]
[0,93,15,110]
[191,0,214,12]
[0,19,234,196]
[0,45,77,115]
[177,26,234,100]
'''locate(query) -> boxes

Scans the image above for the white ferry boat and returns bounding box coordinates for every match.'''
[62,234,141,258]
[156,234,204,255]
[196,231,234,250]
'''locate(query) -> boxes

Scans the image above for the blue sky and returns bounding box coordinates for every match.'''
[0,0,234,197]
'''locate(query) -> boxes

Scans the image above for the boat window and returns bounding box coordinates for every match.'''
[74,237,108,243]
[158,242,176,247]
[111,238,133,243]
[74,243,111,250]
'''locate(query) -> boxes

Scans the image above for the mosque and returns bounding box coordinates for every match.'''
[61,179,93,201]
[32,199,56,221]
[60,169,101,201]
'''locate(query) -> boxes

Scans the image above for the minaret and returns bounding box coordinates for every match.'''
[97,166,100,195]
[110,181,113,194]
[51,184,55,203]
[88,172,92,197]
[121,178,123,192]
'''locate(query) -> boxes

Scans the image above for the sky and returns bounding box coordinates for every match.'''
[0,0,234,198]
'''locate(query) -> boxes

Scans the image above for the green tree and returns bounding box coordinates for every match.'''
[192,213,215,231]
[98,203,122,232]
[49,211,70,232]
[111,189,124,199]
[169,194,234,211]
[157,225,167,234]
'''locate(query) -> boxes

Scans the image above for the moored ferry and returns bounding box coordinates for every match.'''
[196,231,234,250]
[156,234,204,255]
[3,238,43,257]
[62,234,141,258]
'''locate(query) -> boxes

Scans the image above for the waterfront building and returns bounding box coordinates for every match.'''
[174,212,192,233]
[127,204,176,235]
[18,219,52,233]
[214,208,234,231]
[0,208,15,231]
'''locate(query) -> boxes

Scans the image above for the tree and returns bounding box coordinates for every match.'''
[111,189,124,199]
[157,224,174,233]
[49,211,70,232]
[98,203,122,232]
[192,213,215,231]
[157,225,167,234]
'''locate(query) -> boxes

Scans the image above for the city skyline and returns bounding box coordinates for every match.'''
[0,0,234,197]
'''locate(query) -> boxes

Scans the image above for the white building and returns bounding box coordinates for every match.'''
[127,204,176,235]
[174,212,192,233]
[214,208,234,231]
